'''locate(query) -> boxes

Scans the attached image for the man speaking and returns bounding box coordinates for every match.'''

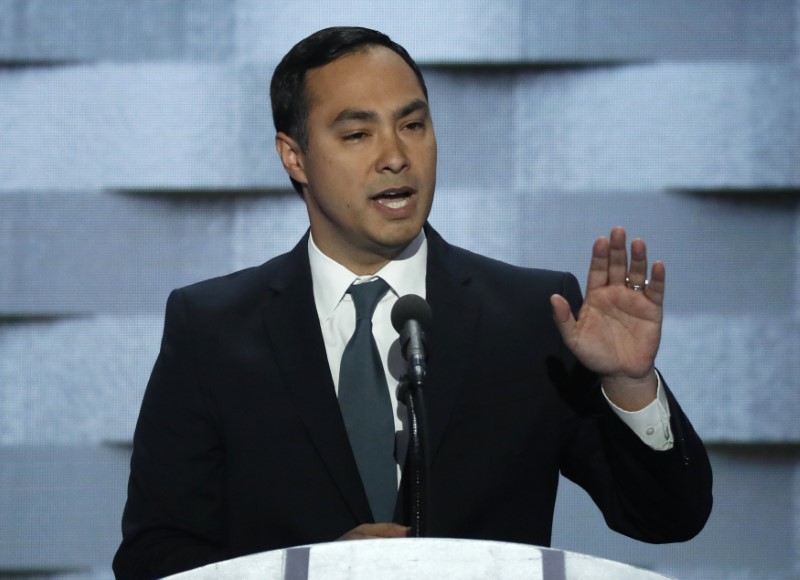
[113,26,712,579]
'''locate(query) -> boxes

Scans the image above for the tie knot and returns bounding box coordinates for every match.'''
[348,278,390,321]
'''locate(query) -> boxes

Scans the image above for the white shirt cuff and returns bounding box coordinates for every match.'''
[602,370,674,451]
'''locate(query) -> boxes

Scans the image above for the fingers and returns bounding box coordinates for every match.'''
[607,227,629,286]
[586,227,631,291]
[646,260,666,307]
[550,294,577,348]
[621,230,665,305]
[588,227,663,301]
[586,236,610,292]
[626,237,648,289]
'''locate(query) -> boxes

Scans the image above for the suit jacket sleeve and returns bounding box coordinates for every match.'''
[113,289,229,579]
[555,272,712,543]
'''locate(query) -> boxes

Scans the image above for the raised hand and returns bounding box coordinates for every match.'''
[550,227,663,410]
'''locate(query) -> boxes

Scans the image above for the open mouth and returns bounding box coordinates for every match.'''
[371,188,414,209]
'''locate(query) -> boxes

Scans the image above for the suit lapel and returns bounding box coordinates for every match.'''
[423,227,482,462]
[260,228,481,525]
[395,226,482,524]
[261,235,373,523]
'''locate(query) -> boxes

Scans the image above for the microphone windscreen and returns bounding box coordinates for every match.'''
[391,294,433,332]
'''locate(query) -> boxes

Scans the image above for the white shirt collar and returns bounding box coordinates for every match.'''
[308,230,428,324]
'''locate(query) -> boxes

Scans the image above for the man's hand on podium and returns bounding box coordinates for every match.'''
[337,523,410,541]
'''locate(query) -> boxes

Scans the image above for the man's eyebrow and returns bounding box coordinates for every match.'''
[330,99,430,126]
[394,99,429,121]
[332,108,378,125]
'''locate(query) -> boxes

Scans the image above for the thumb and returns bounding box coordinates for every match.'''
[550,294,577,346]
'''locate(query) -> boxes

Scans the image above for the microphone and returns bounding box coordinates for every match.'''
[391,294,433,537]
[391,294,433,387]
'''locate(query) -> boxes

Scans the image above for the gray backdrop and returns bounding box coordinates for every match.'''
[1,1,799,578]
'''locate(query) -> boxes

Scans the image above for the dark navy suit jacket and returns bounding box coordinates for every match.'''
[113,225,712,579]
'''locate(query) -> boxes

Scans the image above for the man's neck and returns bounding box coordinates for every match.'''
[310,234,425,276]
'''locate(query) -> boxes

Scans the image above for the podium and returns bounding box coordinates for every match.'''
[165,538,673,579]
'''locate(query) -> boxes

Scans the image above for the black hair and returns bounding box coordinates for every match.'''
[270,26,428,194]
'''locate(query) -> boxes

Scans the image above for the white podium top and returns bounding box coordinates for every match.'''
[166,538,673,580]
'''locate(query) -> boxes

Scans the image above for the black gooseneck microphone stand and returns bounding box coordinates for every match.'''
[392,294,432,538]
[397,369,429,537]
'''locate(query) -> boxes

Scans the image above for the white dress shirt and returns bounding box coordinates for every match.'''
[307,230,674,466]
[309,231,426,439]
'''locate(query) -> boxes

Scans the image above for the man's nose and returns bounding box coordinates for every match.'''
[376,132,410,173]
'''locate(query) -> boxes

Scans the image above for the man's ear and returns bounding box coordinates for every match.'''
[275,132,308,188]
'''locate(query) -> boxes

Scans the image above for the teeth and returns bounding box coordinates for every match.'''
[378,196,410,209]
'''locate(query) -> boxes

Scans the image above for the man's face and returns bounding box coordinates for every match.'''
[276,46,437,274]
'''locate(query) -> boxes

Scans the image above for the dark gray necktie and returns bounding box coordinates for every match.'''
[338,278,396,523]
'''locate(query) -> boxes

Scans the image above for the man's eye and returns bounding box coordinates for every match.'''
[405,121,425,131]
[343,132,367,141]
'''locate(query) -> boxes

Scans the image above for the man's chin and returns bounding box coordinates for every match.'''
[372,224,424,254]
